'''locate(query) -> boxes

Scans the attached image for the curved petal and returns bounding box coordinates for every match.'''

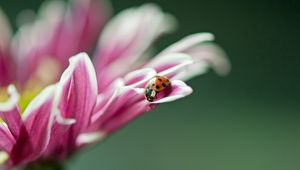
[123,68,157,88]
[12,0,110,85]
[156,33,230,80]
[4,86,55,164]
[90,87,150,135]
[100,100,149,134]
[76,131,106,146]
[151,80,193,104]
[0,8,11,49]
[0,85,57,165]
[160,33,215,54]
[0,126,15,153]
[47,53,98,156]
[145,53,193,79]
[0,54,14,87]
[22,85,56,161]
[0,108,21,140]
[94,3,177,92]
[66,0,111,52]
[0,85,20,113]
[0,8,14,87]
[11,0,67,84]
[184,43,230,76]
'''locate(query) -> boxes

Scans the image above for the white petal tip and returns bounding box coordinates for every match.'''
[76,132,106,146]
[0,85,20,112]
[56,114,76,125]
[151,80,193,104]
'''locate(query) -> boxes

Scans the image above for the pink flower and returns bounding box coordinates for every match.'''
[0,0,230,169]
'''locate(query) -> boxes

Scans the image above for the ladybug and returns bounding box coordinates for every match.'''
[144,75,171,102]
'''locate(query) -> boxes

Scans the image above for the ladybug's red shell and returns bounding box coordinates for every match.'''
[144,75,171,102]
[148,76,171,92]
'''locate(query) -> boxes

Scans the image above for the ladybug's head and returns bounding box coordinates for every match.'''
[145,88,156,102]
[146,95,155,102]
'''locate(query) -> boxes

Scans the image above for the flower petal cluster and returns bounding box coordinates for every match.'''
[0,0,230,169]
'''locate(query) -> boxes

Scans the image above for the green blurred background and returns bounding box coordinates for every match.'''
[1,0,300,170]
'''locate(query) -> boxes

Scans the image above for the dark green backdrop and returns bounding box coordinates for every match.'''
[1,0,299,170]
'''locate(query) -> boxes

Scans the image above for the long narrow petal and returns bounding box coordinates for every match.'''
[100,100,149,134]
[123,68,157,88]
[0,108,22,139]
[0,55,14,87]
[0,8,14,87]
[21,85,56,161]
[178,43,231,78]
[0,85,20,113]
[160,33,215,54]
[94,3,176,92]
[151,80,192,103]
[66,0,111,52]
[11,0,66,84]
[0,8,11,48]
[89,80,192,136]
[46,53,98,157]
[0,85,56,165]
[89,87,149,135]
[155,33,230,80]
[0,88,20,134]
[86,79,193,139]
[0,126,15,153]
[12,0,110,85]
[146,53,193,79]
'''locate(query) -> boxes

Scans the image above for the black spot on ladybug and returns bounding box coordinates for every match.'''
[158,78,162,82]
[156,85,160,89]
[152,83,155,87]
[162,83,166,87]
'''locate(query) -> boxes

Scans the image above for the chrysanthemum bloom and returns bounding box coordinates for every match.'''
[0,0,230,169]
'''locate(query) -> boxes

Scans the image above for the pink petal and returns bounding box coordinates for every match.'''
[183,43,231,77]
[123,68,156,88]
[94,3,176,92]
[66,0,111,52]
[47,53,98,156]
[157,33,230,80]
[76,131,106,146]
[0,55,14,87]
[12,0,110,85]
[145,53,193,79]
[101,100,150,134]
[160,33,215,54]
[0,107,31,165]
[0,85,20,113]
[11,0,66,84]
[90,88,149,135]
[86,79,192,138]
[151,80,193,104]
[0,108,22,139]
[0,8,11,48]
[0,8,13,87]
[0,85,56,164]
[0,126,15,153]
[21,85,56,161]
